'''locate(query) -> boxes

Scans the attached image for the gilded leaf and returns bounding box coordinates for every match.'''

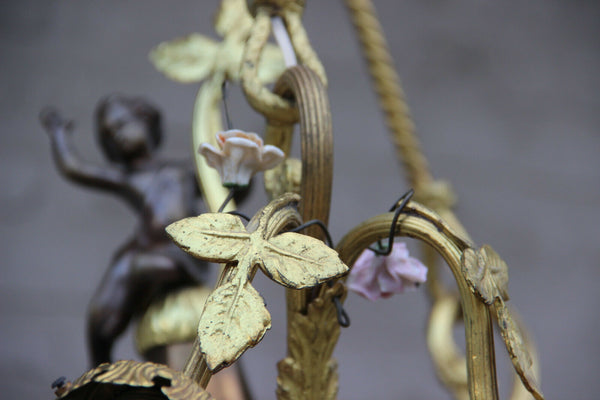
[276,283,345,400]
[198,281,271,372]
[166,213,248,263]
[461,245,509,304]
[150,34,218,83]
[149,32,284,84]
[260,232,349,289]
[495,300,544,400]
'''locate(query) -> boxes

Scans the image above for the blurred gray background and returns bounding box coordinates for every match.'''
[1,0,599,398]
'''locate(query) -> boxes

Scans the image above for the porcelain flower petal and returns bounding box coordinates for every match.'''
[347,249,385,301]
[348,242,427,301]
[200,129,285,188]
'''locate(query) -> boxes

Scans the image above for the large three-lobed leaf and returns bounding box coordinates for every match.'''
[165,212,348,370]
[166,213,348,289]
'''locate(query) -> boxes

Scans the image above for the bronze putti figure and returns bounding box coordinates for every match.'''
[40,94,210,366]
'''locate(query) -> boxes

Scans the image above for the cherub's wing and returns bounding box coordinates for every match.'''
[166,213,248,263]
[259,232,349,289]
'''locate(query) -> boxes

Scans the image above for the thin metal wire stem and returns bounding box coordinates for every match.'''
[368,189,414,256]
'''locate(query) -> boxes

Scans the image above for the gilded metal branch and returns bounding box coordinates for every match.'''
[242,1,327,122]
[336,202,499,400]
[241,7,298,122]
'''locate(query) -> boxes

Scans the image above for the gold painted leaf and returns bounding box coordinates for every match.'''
[495,300,544,400]
[461,245,509,304]
[150,34,218,83]
[276,282,345,400]
[260,232,349,289]
[149,33,284,85]
[166,213,248,263]
[198,281,271,372]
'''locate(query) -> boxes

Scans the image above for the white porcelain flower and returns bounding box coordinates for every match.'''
[199,129,285,188]
[347,242,428,301]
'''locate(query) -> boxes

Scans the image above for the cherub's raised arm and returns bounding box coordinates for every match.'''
[40,108,126,192]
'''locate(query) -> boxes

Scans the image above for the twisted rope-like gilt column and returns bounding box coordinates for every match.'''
[343,0,433,191]
[241,1,327,122]
[344,0,458,308]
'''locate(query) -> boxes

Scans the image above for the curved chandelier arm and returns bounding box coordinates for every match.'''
[335,202,499,400]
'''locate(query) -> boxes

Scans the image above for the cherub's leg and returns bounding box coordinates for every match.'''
[87,245,192,366]
[87,249,137,366]
[129,247,196,364]
[130,249,193,301]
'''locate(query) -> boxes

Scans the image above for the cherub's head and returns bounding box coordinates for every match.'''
[96,94,162,164]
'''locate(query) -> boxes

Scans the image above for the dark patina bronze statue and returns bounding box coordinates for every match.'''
[40,94,211,367]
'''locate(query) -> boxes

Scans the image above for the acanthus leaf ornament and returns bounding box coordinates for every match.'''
[166,194,349,371]
[276,282,346,400]
[461,244,543,399]
[495,298,544,400]
[461,244,509,304]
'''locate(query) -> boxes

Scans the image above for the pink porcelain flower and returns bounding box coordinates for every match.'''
[347,242,427,301]
[200,129,285,188]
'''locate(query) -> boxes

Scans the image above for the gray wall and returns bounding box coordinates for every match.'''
[1,1,598,398]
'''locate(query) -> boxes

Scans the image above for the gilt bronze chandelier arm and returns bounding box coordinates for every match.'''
[335,206,499,400]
